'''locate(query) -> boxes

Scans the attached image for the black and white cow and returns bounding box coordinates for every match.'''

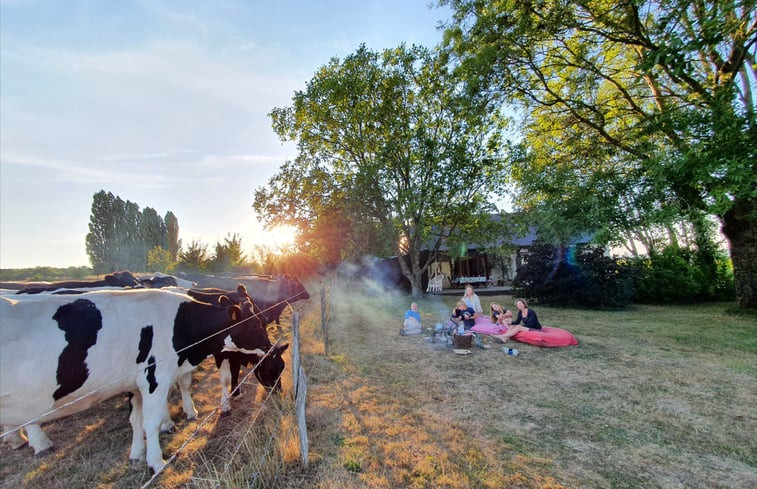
[187,285,289,412]
[189,276,308,399]
[0,288,271,472]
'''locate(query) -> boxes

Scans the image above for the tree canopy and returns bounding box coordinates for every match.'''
[254,44,510,296]
[85,190,181,273]
[442,0,757,307]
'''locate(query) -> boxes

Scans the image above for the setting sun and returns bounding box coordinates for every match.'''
[263,224,297,253]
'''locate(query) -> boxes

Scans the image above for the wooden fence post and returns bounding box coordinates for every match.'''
[321,288,329,356]
[292,312,300,398]
[291,312,308,467]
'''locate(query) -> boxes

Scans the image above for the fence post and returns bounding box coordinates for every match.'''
[291,312,308,467]
[321,288,329,356]
[292,312,300,398]
[296,366,308,468]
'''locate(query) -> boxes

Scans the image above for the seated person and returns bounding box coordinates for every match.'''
[462,285,484,318]
[449,300,476,334]
[489,302,513,327]
[492,298,542,343]
[401,302,422,335]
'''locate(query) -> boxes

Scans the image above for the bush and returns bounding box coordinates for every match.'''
[629,246,735,303]
[513,243,634,309]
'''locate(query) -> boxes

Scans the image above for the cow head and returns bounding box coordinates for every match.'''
[285,276,310,301]
[225,299,274,355]
[254,343,289,390]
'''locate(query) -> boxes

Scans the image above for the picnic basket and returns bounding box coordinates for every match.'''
[452,333,472,349]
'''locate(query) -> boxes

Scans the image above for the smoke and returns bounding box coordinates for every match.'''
[333,254,457,327]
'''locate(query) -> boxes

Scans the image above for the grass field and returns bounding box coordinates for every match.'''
[1,276,755,488]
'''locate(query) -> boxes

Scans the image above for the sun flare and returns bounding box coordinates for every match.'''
[264,224,297,252]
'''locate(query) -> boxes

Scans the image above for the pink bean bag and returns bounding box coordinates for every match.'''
[471,317,578,348]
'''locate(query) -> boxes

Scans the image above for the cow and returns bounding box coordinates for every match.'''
[0,288,272,472]
[191,276,308,399]
[186,285,288,413]
[142,272,196,289]
[235,274,310,329]
[15,270,142,294]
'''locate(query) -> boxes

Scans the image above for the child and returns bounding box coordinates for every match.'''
[449,300,476,334]
[401,302,422,335]
[489,302,513,330]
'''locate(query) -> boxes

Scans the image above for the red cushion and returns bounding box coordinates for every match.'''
[471,317,578,348]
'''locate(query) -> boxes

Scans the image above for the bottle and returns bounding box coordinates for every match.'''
[502,347,519,356]
[457,322,464,335]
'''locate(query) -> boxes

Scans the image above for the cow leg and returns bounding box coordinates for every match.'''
[25,424,53,454]
[128,390,146,463]
[176,372,197,420]
[2,426,28,449]
[230,355,242,398]
[160,402,175,432]
[218,359,233,416]
[140,384,171,473]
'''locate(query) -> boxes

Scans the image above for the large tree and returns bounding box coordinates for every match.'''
[254,44,508,296]
[442,0,756,308]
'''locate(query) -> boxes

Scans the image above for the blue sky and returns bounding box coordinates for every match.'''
[0,0,451,268]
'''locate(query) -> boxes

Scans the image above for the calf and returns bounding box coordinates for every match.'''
[0,288,269,472]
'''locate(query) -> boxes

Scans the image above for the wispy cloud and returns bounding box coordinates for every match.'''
[1,152,174,189]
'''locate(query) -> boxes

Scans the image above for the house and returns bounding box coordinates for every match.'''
[366,215,593,293]
[422,226,593,291]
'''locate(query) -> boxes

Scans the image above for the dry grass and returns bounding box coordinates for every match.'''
[2,277,755,488]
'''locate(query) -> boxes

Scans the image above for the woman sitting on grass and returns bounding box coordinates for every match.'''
[492,298,541,343]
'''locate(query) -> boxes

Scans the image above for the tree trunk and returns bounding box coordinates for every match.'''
[397,248,425,299]
[721,199,757,309]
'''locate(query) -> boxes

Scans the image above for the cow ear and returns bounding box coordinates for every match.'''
[237,284,247,295]
[276,343,289,354]
[228,305,241,321]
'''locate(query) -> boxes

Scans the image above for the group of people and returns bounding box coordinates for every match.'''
[404,284,542,344]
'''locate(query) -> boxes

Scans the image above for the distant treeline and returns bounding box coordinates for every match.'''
[0,266,94,282]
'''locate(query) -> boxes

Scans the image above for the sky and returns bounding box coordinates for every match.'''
[0,0,452,269]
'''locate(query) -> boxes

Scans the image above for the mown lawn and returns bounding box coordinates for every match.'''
[283,278,756,489]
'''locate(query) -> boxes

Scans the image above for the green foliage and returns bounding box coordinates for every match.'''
[85,190,180,273]
[255,43,509,296]
[209,233,246,273]
[513,243,634,309]
[146,246,176,273]
[177,239,210,273]
[443,0,757,308]
[629,246,735,304]
[164,211,182,261]
[0,266,93,282]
